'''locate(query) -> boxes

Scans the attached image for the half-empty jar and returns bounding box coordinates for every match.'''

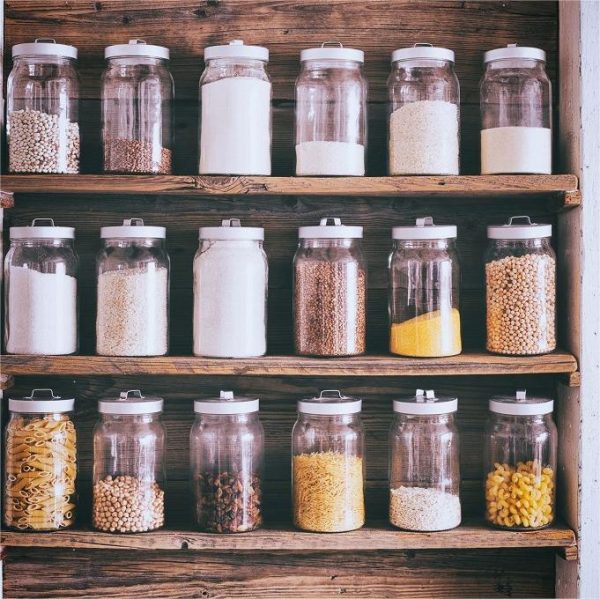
[7,39,80,173]
[190,391,264,533]
[102,39,174,174]
[292,390,365,532]
[5,218,78,355]
[193,219,268,358]
[4,389,77,531]
[389,389,461,531]
[96,218,169,356]
[485,216,556,355]
[389,217,461,357]
[388,43,460,175]
[480,44,552,174]
[293,218,366,356]
[485,390,557,529]
[295,42,367,176]
[93,390,166,533]
[199,40,271,175]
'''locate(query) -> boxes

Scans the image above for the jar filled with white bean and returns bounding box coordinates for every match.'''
[485,216,556,355]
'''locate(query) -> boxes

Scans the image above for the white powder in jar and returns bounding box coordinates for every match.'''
[199,77,271,175]
[6,266,77,355]
[481,126,551,174]
[388,100,459,175]
[389,486,461,531]
[96,266,168,356]
[193,242,267,358]
[296,141,365,176]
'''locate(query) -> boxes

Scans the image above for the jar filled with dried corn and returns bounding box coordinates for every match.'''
[484,390,557,530]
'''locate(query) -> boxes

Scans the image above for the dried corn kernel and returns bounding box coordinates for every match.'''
[485,461,554,529]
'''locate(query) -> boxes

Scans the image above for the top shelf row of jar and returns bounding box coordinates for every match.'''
[6,39,553,177]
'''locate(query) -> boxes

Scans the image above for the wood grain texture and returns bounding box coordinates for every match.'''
[0,174,580,199]
[2,548,556,598]
[1,352,578,377]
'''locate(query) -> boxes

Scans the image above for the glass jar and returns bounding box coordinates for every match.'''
[193,219,267,358]
[293,218,366,356]
[480,44,552,174]
[292,390,365,532]
[387,43,459,175]
[190,391,264,533]
[388,217,461,357]
[389,389,461,531]
[4,389,77,531]
[484,390,557,530]
[102,39,174,174]
[4,218,78,355]
[485,216,556,355]
[199,40,271,175]
[295,42,367,176]
[93,390,166,533]
[96,218,169,356]
[7,39,80,173]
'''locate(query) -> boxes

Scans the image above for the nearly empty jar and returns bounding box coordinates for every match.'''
[295,42,367,176]
[96,218,169,356]
[293,218,366,356]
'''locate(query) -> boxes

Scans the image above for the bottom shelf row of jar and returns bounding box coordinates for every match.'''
[4,387,557,535]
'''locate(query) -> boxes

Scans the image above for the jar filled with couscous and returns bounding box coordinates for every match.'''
[484,390,557,530]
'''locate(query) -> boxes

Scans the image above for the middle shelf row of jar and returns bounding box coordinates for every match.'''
[5,387,557,535]
[5,213,557,358]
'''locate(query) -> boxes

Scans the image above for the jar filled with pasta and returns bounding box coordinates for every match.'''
[4,388,77,531]
[292,390,365,532]
[93,390,166,533]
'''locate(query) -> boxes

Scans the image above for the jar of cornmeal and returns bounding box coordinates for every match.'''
[388,217,461,357]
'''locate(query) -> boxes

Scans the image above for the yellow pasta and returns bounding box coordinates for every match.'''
[4,413,77,531]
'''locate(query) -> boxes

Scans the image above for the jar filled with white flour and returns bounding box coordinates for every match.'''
[295,42,367,176]
[96,218,169,356]
[5,219,78,355]
[199,40,271,175]
[193,219,268,358]
[387,43,460,175]
[480,44,552,174]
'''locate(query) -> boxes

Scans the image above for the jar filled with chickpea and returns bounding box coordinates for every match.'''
[484,390,557,530]
[485,215,556,355]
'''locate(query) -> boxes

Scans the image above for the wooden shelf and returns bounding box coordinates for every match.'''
[1,174,580,204]
[1,351,578,379]
[0,521,577,558]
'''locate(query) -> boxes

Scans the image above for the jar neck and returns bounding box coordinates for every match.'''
[491,238,550,249]
[393,239,455,250]
[103,238,164,248]
[302,59,362,70]
[486,58,544,70]
[196,413,259,425]
[299,413,359,425]
[395,412,455,424]
[101,413,159,424]
[492,413,548,424]
[393,58,453,69]
[299,238,361,249]
[107,56,166,67]
[206,58,267,70]
[14,56,75,66]
[11,238,73,248]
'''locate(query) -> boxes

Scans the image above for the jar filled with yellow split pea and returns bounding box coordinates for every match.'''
[292,390,365,532]
[388,217,461,357]
[4,389,77,531]
[484,390,557,530]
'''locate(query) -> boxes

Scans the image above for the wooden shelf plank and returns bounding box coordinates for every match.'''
[1,351,578,377]
[0,521,576,557]
[1,174,580,202]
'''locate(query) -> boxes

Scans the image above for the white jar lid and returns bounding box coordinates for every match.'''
[194,390,260,414]
[101,217,166,239]
[484,44,546,64]
[13,38,77,60]
[204,40,269,62]
[9,388,75,413]
[105,39,169,60]
[392,43,454,64]
[99,389,163,414]
[301,41,364,63]
[393,389,458,415]
[392,216,457,240]
[10,218,75,240]
[298,390,362,415]
[489,390,554,416]
[487,215,552,240]
[199,218,264,241]
[298,217,363,239]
